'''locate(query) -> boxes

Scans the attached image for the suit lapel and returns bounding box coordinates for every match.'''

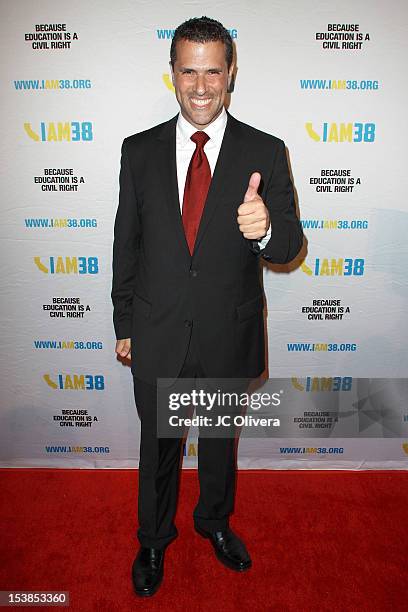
[156,115,191,260]
[193,111,244,255]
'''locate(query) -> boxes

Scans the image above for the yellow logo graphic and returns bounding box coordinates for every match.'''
[24,122,40,141]
[43,374,58,389]
[34,256,48,273]
[291,377,304,391]
[162,73,175,92]
[402,443,408,455]
[301,262,313,276]
[305,122,320,141]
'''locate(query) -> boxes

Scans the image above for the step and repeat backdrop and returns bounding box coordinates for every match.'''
[1,0,407,468]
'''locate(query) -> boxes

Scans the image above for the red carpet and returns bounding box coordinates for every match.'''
[0,469,407,611]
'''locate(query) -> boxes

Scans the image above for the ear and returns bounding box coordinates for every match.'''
[227,63,235,94]
[169,61,175,86]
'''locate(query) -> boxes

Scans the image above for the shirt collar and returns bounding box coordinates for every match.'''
[176,107,227,147]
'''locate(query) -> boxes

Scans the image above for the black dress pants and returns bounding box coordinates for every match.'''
[132,325,243,549]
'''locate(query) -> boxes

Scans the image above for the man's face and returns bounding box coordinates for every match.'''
[170,39,233,129]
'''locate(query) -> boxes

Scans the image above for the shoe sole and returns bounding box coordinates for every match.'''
[194,526,252,572]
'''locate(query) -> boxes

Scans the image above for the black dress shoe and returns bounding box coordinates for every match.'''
[195,526,252,571]
[131,547,165,597]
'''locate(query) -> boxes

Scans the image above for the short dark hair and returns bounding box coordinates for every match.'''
[170,16,233,69]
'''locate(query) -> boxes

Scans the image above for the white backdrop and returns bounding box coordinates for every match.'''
[1,0,407,469]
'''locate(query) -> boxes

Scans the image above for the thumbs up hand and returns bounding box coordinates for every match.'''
[237,172,270,240]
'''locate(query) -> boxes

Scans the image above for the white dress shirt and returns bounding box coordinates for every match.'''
[175,107,271,248]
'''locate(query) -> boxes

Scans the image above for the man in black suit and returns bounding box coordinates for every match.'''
[111,16,303,596]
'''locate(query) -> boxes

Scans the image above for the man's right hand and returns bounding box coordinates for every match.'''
[116,338,131,361]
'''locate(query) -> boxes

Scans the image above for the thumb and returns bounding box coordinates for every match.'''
[244,172,261,202]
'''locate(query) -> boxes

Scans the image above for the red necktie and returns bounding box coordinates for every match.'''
[182,131,211,255]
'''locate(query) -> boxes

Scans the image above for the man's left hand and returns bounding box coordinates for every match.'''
[237,172,270,240]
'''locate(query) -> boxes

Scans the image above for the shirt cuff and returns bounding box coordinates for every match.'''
[257,224,272,250]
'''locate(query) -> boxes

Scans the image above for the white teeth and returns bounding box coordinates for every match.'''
[191,98,211,106]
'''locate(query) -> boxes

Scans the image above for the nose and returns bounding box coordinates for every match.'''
[194,73,207,95]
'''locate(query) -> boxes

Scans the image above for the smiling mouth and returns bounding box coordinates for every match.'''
[190,98,212,108]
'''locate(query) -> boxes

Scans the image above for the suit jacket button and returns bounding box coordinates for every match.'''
[190,269,198,278]
[184,320,192,328]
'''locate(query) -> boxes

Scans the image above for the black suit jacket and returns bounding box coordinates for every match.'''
[111,111,303,384]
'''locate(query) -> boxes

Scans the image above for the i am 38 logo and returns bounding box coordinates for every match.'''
[301,258,365,276]
[43,373,104,390]
[24,121,93,141]
[34,256,98,274]
[306,122,375,142]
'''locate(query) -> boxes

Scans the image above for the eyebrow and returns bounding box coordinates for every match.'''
[178,66,224,72]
